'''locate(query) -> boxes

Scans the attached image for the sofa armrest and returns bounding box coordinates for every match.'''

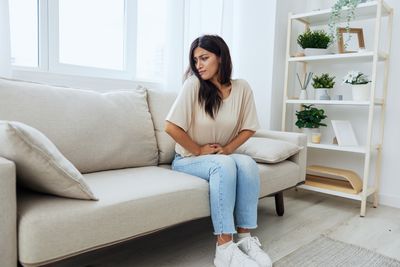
[0,157,17,267]
[254,129,307,183]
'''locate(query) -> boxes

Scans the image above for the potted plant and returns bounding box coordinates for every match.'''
[295,104,328,143]
[312,73,336,100]
[328,0,364,46]
[343,70,371,101]
[297,29,331,56]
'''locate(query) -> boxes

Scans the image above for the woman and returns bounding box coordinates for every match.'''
[165,35,272,267]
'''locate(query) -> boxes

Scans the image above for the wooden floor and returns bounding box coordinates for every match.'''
[48,188,400,267]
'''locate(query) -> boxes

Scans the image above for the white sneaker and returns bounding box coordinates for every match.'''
[237,236,272,267]
[214,241,259,267]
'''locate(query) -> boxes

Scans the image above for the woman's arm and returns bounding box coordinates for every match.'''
[214,129,255,155]
[165,121,217,156]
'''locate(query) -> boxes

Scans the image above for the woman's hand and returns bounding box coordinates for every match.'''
[212,144,233,155]
[199,144,219,155]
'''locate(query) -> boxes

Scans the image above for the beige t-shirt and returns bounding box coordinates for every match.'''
[166,76,260,157]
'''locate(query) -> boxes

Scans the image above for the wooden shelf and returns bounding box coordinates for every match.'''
[288,51,387,63]
[291,1,391,26]
[286,98,384,106]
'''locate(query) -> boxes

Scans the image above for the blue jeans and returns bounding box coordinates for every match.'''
[172,153,260,235]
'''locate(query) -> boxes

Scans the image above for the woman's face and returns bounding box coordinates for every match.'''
[193,47,220,81]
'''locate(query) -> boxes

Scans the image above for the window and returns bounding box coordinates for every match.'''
[58,0,125,70]
[9,0,39,67]
[8,0,177,82]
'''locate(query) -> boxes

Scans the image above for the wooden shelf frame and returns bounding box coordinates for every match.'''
[281,0,394,217]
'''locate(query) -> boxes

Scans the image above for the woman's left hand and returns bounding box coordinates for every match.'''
[212,144,233,155]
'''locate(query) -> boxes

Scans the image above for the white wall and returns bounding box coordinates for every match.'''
[0,0,11,77]
[376,0,400,208]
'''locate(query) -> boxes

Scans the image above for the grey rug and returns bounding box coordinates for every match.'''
[274,236,400,267]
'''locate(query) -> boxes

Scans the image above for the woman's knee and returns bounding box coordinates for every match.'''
[231,154,258,172]
[209,155,237,178]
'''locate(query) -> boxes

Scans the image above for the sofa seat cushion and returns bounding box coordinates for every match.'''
[17,166,209,266]
[0,78,158,173]
[258,160,300,196]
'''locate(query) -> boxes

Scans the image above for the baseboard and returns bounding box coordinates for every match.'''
[378,193,400,209]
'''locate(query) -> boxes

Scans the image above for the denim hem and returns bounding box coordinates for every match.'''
[235,224,258,230]
[213,230,237,236]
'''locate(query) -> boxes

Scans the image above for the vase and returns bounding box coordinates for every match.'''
[302,128,320,143]
[299,89,308,100]
[314,88,331,100]
[351,84,370,101]
[304,48,329,56]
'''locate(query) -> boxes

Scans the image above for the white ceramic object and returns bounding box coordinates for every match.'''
[351,84,370,101]
[299,89,308,100]
[302,128,320,143]
[314,88,331,100]
[304,48,328,56]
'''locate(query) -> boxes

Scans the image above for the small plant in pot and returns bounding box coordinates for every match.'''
[297,29,331,56]
[343,71,371,101]
[312,73,335,100]
[328,0,363,45]
[295,104,328,143]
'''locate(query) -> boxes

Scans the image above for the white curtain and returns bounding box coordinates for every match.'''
[162,0,185,91]
[183,0,232,75]
[0,0,11,78]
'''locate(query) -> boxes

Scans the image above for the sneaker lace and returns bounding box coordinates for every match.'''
[244,236,263,252]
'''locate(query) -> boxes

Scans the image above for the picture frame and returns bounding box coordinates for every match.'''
[337,27,365,53]
[331,120,359,146]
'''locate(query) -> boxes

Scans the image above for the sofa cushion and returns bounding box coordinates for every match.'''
[0,78,158,173]
[236,137,302,163]
[146,88,177,164]
[0,121,97,200]
[17,166,210,266]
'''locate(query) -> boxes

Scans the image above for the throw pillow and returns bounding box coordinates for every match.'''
[0,121,98,200]
[235,137,303,163]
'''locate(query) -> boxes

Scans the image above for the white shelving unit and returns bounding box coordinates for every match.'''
[281,0,393,217]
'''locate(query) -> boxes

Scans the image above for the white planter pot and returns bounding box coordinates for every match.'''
[314,88,331,100]
[351,84,370,101]
[304,48,328,56]
[302,128,321,143]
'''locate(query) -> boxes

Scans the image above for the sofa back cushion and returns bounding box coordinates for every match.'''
[146,89,177,164]
[0,78,158,173]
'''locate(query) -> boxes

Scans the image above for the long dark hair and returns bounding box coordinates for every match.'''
[184,35,232,119]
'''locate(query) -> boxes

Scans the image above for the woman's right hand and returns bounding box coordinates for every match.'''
[198,144,218,155]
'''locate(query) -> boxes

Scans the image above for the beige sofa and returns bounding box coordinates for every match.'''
[0,78,307,267]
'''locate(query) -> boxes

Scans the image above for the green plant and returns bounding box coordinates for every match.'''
[297,30,331,49]
[295,104,328,128]
[328,0,361,44]
[343,70,370,84]
[312,73,336,88]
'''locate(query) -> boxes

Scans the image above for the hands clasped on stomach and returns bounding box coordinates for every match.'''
[199,144,231,155]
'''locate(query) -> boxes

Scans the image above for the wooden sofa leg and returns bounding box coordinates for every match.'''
[275,192,284,216]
